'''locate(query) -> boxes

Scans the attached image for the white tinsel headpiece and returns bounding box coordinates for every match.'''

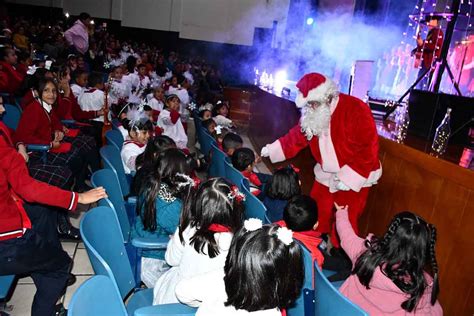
[176,173,195,188]
[198,102,213,112]
[127,104,150,130]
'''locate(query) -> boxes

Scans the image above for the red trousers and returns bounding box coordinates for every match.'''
[310,181,370,248]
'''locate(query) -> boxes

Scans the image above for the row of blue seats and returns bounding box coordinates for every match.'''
[73,204,366,316]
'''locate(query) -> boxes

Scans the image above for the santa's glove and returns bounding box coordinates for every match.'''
[335,177,350,191]
[260,146,270,158]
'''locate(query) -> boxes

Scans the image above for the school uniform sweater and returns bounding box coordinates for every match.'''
[14,100,64,146]
[120,140,146,174]
[0,133,78,241]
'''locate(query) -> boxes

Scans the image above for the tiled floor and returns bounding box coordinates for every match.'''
[4,210,93,316]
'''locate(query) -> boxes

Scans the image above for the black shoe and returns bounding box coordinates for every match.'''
[67,273,77,287]
[58,225,81,241]
[54,303,67,316]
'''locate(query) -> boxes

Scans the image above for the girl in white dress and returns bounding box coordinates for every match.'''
[152,177,245,305]
[157,94,188,149]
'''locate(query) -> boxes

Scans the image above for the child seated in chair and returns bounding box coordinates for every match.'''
[263,165,301,222]
[153,178,244,305]
[231,147,270,196]
[157,94,188,149]
[212,100,233,129]
[132,148,195,288]
[175,221,304,315]
[275,195,324,268]
[120,107,153,174]
[221,132,242,157]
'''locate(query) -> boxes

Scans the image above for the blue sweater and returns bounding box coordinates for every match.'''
[263,197,289,223]
[131,196,182,260]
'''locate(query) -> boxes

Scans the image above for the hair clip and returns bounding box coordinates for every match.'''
[176,173,195,188]
[288,164,300,173]
[216,100,222,105]
[276,227,294,246]
[244,218,262,231]
[192,176,201,189]
[188,102,197,111]
[227,185,246,203]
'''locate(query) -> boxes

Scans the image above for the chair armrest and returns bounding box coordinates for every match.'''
[131,236,169,250]
[134,303,197,315]
[61,119,76,125]
[26,144,50,151]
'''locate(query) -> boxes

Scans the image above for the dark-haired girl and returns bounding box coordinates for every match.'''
[176,221,304,315]
[152,178,244,305]
[131,148,194,288]
[335,204,442,315]
[263,165,301,222]
[157,94,188,149]
[120,107,153,174]
[14,78,93,192]
[131,135,176,196]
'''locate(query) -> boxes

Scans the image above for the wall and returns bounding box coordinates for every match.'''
[6,0,290,46]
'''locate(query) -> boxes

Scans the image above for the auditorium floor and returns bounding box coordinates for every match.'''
[7,203,92,316]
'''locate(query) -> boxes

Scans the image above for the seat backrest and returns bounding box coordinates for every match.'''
[287,242,314,316]
[224,159,244,189]
[209,143,227,177]
[200,131,216,157]
[100,145,130,197]
[91,169,131,242]
[314,264,368,316]
[106,129,124,151]
[240,178,270,223]
[68,275,127,316]
[80,206,136,300]
[2,104,21,131]
[0,275,15,300]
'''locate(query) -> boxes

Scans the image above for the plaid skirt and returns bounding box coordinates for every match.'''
[64,134,97,154]
[28,162,73,190]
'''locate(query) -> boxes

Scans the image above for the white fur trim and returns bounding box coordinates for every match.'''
[267,140,286,163]
[337,163,383,192]
[295,76,339,108]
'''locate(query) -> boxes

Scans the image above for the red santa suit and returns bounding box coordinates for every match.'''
[264,73,381,247]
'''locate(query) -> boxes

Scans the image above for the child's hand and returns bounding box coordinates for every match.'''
[54,130,64,142]
[51,140,61,149]
[334,202,348,212]
[78,187,108,204]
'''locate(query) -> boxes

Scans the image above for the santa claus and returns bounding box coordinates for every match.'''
[261,72,382,247]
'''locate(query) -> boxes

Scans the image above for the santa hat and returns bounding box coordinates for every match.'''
[294,73,339,108]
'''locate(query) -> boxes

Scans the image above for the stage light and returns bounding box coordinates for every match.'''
[274,70,288,88]
[65,12,70,18]
[306,17,314,26]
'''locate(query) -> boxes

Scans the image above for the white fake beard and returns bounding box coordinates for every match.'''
[300,103,331,140]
